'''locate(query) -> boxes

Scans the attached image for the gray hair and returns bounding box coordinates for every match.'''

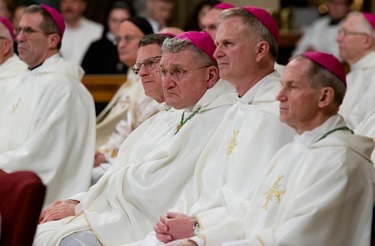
[24,5,62,48]
[347,11,375,49]
[218,7,278,60]
[294,55,346,107]
[162,37,217,68]
[0,23,13,53]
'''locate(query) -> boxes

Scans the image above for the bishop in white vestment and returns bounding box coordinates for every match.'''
[0,54,96,208]
[224,51,374,246]
[34,31,237,245]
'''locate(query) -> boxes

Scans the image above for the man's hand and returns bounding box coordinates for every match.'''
[94,150,107,167]
[155,212,195,243]
[39,200,79,224]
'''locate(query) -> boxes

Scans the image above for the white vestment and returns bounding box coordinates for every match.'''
[0,55,27,91]
[34,79,237,245]
[355,109,375,163]
[96,70,144,147]
[339,51,375,129]
[93,88,160,183]
[141,71,295,246]
[0,54,96,208]
[224,115,374,246]
[61,17,103,65]
[292,16,341,59]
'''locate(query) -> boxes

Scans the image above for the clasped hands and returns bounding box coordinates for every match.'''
[154,211,198,246]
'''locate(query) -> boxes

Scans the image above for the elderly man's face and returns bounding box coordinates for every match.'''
[160,49,210,109]
[135,44,164,103]
[336,15,369,65]
[0,24,12,65]
[276,58,321,134]
[116,21,143,67]
[16,13,51,68]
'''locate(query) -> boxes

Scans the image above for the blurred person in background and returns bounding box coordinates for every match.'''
[184,0,220,31]
[292,0,352,59]
[81,0,136,74]
[337,12,375,129]
[145,0,175,32]
[60,0,103,65]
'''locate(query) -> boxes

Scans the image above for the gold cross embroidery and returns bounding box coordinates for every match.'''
[262,175,285,210]
[10,99,20,114]
[226,130,239,157]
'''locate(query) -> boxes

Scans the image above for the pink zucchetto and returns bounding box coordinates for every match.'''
[41,4,65,36]
[214,2,235,10]
[242,6,280,44]
[0,16,14,40]
[175,31,216,62]
[363,12,375,31]
[302,51,346,86]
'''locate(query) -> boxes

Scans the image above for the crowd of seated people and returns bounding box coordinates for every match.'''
[0,1,375,245]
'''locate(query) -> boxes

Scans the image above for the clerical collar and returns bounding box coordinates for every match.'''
[238,80,262,104]
[294,114,352,147]
[28,62,44,71]
[329,17,343,26]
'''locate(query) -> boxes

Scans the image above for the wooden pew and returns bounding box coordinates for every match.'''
[82,74,126,103]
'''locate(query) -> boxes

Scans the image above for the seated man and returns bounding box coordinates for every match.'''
[224,51,374,246]
[34,31,237,245]
[0,4,95,209]
[337,12,375,129]
[149,6,294,246]
[0,16,27,89]
[95,16,154,148]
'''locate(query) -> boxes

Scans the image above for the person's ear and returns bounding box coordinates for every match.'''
[255,41,269,62]
[206,66,219,89]
[318,87,334,108]
[3,39,13,54]
[47,33,60,49]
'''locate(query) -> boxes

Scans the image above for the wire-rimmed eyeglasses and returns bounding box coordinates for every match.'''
[14,27,44,38]
[157,65,210,81]
[337,28,368,38]
[132,56,162,75]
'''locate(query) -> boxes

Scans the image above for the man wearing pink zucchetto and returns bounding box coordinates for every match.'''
[0,16,27,89]
[147,6,294,246]
[0,4,95,209]
[337,12,375,129]
[224,51,374,246]
[34,30,237,245]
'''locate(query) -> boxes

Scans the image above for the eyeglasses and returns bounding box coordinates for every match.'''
[337,28,368,38]
[157,65,210,81]
[132,56,162,75]
[113,34,136,45]
[14,27,43,38]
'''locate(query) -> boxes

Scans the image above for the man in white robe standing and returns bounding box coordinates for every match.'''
[149,6,294,246]
[34,30,237,245]
[224,51,374,246]
[0,16,27,91]
[0,4,95,208]
[59,0,103,65]
[337,11,375,129]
